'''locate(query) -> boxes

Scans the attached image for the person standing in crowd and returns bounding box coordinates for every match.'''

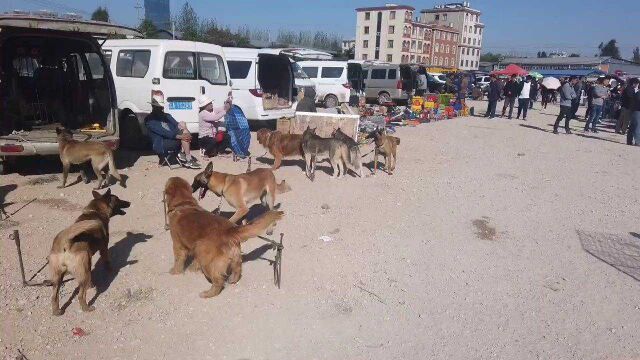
[627,79,640,145]
[569,77,583,120]
[540,84,551,109]
[458,74,469,106]
[501,75,518,119]
[415,67,428,97]
[198,94,232,158]
[516,76,531,120]
[584,80,594,120]
[484,75,500,119]
[583,77,609,133]
[553,76,578,134]
[529,78,539,109]
[617,78,638,134]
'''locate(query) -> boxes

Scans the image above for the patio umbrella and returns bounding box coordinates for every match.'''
[542,77,561,90]
[529,72,543,79]
[490,64,528,77]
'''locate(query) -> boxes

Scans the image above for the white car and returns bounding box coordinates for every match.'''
[298,60,352,108]
[223,47,297,121]
[429,72,447,85]
[475,75,491,90]
[103,39,231,147]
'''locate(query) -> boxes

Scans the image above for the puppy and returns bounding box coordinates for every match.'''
[56,127,124,189]
[256,128,303,170]
[331,128,363,177]
[367,129,400,175]
[191,162,291,224]
[48,189,130,315]
[301,127,350,181]
[165,177,283,298]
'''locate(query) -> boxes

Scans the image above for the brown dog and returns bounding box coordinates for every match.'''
[191,162,291,223]
[256,128,303,170]
[56,127,125,189]
[165,177,283,298]
[48,189,130,315]
[367,129,400,175]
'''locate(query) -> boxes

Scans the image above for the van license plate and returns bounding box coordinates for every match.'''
[169,101,192,110]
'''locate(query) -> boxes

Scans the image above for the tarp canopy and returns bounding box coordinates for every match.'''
[536,69,606,78]
[491,64,528,76]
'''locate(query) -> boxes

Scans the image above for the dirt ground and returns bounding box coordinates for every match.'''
[1,100,640,359]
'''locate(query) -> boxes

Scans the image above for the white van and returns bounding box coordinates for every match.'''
[102,39,231,147]
[298,61,352,108]
[429,72,447,85]
[222,47,297,121]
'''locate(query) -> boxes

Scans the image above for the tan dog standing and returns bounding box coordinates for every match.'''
[367,129,400,175]
[48,189,130,315]
[165,177,283,298]
[191,162,291,223]
[256,128,303,170]
[56,127,125,189]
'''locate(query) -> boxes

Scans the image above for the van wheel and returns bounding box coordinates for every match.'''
[119,112,146,150]
[324,94,338,108]
[377,92,391,104]
[0,160,5,175]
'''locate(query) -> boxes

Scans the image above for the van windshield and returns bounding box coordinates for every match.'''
[291,62,309,79]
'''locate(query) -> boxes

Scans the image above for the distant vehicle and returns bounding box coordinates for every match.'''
[361,63,415,104]
[223,47,297,121]
[429,72,447,84]
[298,60,354,108]
[290,60,317,100]
[103,39,231,147]
[475,75,491,89]
[0,12,140,173]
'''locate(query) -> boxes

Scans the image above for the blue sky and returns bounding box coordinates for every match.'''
[5,0,640,58]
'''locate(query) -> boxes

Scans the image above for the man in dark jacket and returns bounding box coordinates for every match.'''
[484,75,501,119]
[553,77,578,134]
[627,79,640,145]
[501,75,518,119]
[529,79,539,109]
[569,78,583,120]
[295,87,317,113]
[145,96,201,169]
[617,78,638,134]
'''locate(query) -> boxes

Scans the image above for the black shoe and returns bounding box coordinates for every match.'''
[553,129,559,134]
[522,117,526,121]
[565,129,572,134]
[508,116,512,119]
[591,129,598,133]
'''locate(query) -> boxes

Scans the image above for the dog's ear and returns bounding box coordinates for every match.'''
[104,188,112,197]
[55,127,62,135]
[92,190,101,199]
[204,162,214,178]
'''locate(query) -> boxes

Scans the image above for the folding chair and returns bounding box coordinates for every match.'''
[159,150,182,170]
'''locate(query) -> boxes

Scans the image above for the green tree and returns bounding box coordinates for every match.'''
[176,2,201,41]
[479,52,502,63]
[569,53,580,57]
[598,39,621,58]
[633,47,640,63]
[91,6,109,22]
[137,19,158,38]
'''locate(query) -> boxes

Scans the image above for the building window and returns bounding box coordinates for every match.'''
[363,40,369,48]
[365,12,370,20]
[465,13,469,20]
[445,45,449,53]
[474,27,478,34]
[475,61,478,68]
[411,40,416,50]
[444,58,448,66]
[390,11,396,20]
[387,54,393,62]
[388,40,394,48]
[434,43,439,52]
[417,56,421,63]
[362,54,368,60]
[478,40,481,46]
[389,25,395,34]
[418,41,422,50]
[460,59,464,67]
[364,26,369,34]
[454,34,458,42]
[479,28,482,35]
[473,38,476,45]
[419,28,423,37]
[412,27,417,36]
[410,55,415,62]
[435,30,439,39]
[465,60,469,67]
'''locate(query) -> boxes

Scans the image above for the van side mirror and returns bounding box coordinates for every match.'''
[229,80,234,87]
[292,87,298,98]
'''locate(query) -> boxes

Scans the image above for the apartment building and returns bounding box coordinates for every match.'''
[354,4,460,68]
[420,2,484,70]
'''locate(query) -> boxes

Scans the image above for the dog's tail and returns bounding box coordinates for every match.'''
[56,220,106,252]
[231,210,284,243]
[107,150,124,186]
[275,180,291,194]
[395,137,400,145]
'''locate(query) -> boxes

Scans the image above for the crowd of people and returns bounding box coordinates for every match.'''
[482,74,640,145]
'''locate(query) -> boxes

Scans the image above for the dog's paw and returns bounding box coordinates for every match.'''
[227,273,241,284]
[81,305,96,312]
[52,308,64,316]
[169,267,183,275]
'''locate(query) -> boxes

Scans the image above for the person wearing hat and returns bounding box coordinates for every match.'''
[144,95,201,169]
[198,93,232,158]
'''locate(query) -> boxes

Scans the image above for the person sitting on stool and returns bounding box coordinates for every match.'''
[145,95,201,169]
[198,94,232,158]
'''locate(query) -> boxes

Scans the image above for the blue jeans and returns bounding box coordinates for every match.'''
[584,104,602,131]
[628,111,640,146]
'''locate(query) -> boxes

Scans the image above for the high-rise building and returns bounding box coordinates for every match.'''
[420,2,484,71]
[144,0,171,31]
[354,4,459,68]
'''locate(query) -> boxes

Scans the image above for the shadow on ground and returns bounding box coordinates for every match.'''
[577,230,640,281]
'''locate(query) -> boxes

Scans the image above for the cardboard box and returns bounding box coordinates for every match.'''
[278,112,360,141]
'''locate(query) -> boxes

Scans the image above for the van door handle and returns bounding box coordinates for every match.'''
[200,86,205,94]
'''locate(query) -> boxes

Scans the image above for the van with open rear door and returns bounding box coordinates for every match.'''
[102,39,231,148]
[222,47,297,122]
[0,12,140,174]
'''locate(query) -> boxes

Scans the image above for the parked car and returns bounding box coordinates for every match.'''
[103,39,231,147]
[290,60,316,101]
[360,63,415,104]
[298,60,353,108]
[0,12,140,173]
[223,47,297,121]
[429,72,447,85]
[475,75,491,90]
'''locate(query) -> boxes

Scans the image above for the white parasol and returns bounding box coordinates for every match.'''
[542,77,561,90]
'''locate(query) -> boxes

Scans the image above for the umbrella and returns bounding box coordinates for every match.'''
[224,105,251,158]
[490,64,528,77]
[542,77,561,90]
[529,72,543,79]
